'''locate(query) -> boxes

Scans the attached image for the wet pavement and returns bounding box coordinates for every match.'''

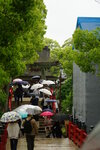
[7,98,78,149]
[6,136,78,150]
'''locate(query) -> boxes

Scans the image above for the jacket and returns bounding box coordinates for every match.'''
[22,116,38,135]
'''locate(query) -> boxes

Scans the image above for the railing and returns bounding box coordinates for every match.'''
[0,123,8,150]
[68,121,87,147]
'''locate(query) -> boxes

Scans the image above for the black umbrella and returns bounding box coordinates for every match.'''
[51,113,68,121]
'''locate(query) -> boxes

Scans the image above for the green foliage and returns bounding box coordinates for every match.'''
[0,0,47,109]
[44,37,61,62]
[56,77,73,114]
[61,77,73,114]
[44,37,60,51]
[62,38,73,48]
[73,28,100,73]
[0,90,7,117]
[0,0,47,77]
[57,46,75,77]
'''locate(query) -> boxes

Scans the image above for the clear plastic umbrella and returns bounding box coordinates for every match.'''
[0,111,21,123]
[14,104,42,115]
[26,106,42,115]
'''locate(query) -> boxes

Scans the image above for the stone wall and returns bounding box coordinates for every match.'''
[73,63,100,132]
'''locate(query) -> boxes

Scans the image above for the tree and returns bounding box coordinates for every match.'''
[73,28,100,73]
[44,37,60,51]
[0,0,47,112]
[62,38,73,48]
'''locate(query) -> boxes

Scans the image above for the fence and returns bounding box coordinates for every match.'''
[68,121,87,147]
[0,123,8,150]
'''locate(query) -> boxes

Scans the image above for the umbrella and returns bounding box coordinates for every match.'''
[39,88,52,96]
[13,107,28,118]
[41,80,55,85]
[26,106,42,115]
[32,75,40,79]
[45,99,56,102]
[0,111,21,123]
[12,80,29,85]
[51,113,68,121]
[14,104,42,115]
[22,84,30,89]
[13,78,22,82]
[18,111,28,119]
[42,108,53,113]
[40,111,54,117]
[30,83,43,90]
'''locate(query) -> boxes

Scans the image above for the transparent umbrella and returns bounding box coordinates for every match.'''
[26,106,42,115]
[14,104,42,115]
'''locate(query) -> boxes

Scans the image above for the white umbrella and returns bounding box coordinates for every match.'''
[30,83,43,90]
[26,106,42,115]
[13,78,22,82]
[32,75,40,79]
[0,111,21,123]
[41,80,55,85]
[22,84,30,89]
[14,104,42,115]
[39,88,52,96]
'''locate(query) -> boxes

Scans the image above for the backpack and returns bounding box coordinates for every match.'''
[24,118,32,134]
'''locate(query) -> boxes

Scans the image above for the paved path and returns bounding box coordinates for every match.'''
[9,97,78,150]
[6,137,78,150]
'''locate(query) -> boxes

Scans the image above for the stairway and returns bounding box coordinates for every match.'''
[38,117,46,138]
[11,97,30,110]
[11,97,46,138]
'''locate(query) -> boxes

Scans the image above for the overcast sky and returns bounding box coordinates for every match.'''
[44,0,100,46]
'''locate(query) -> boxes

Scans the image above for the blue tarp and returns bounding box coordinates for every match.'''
[76,17,100,30]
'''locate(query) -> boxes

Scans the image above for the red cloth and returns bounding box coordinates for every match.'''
[50,87,56,113]
[8,87,13,111]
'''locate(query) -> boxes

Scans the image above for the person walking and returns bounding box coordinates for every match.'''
[15,84,23,106]
[7,121,20,150]
[30,95,39,106]
[22,114,38,150]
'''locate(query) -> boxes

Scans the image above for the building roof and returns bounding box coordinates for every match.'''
[76,17,100,30]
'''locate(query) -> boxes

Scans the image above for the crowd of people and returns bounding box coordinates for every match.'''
[6,79,67,150]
